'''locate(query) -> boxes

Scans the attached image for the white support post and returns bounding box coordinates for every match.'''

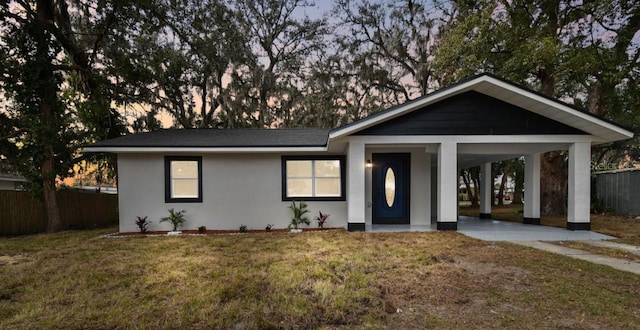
[479,162,492,219]
[568,142,591,230]
[524,153,541,225]
[437,142,458,230]
[347,141,366,231]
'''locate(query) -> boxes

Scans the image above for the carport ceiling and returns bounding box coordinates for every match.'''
[454,143,570,168]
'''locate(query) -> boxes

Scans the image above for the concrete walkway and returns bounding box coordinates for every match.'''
[580,240,640,256]
[513,241,640,275]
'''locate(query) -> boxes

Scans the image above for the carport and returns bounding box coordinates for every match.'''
[367,216,613,241]
[329,74,634,232]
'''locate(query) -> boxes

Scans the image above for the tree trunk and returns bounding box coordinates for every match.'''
[512,178,524,204]
[537,67,567,215]
[461,168,480,207]
[540,151,567,216]
[491,163,497,205]
[200,81,208,127]
[36,0,63,232]
[471,167,480,207]
[460,169,478,206]
[497,163,510,206]
[43,147,63,232]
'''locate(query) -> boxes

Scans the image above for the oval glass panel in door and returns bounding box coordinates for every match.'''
[384,167,396,207]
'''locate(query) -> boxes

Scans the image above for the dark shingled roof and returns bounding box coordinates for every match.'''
[88,128,330,148]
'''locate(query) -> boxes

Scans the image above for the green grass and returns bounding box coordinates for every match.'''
[1,228,639,329]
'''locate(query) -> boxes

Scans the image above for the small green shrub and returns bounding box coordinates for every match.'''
[239,224,247,232]
[134,216,151,233]
[288,200,310,229]
[160,208,187,231]
[198,226,207,234]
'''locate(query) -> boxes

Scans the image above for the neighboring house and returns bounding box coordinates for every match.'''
[0,173,28,191]
[85,74,634,233]
[63,186,118,194]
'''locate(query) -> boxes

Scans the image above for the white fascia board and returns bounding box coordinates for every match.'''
[346,135,594,144]
[83,146,328,154]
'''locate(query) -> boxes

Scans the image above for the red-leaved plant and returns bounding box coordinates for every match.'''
[135,216,151,233]
[314,211,330,229]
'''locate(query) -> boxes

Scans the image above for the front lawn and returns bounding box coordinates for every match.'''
[1,228,639,329]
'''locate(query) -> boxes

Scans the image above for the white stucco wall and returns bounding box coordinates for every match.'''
[117,153,347,232]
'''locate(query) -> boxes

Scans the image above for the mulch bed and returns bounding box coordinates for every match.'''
[104,227,344,237]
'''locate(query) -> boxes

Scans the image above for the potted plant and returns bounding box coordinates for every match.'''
[160,208,186,235]
[288,200,310,233]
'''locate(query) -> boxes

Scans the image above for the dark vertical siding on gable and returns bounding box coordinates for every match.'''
[354,91,588,135]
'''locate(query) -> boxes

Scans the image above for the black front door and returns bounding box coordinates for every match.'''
[372,153,410,224]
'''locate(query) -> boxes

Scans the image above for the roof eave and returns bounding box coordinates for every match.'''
[328,75,634,144]
[83,146,329,153]
[480,77,634,142]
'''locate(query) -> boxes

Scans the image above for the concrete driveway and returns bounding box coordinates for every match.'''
[368,216,614,241]
[456,216,614,241]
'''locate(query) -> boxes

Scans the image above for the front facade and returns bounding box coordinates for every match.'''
[85,75,634,233]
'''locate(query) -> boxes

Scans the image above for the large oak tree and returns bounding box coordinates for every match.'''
[434,0,639,215]
[1,0,128,231]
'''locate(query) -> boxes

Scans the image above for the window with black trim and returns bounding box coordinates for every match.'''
[165,156,203,203]
[282,156,346,201]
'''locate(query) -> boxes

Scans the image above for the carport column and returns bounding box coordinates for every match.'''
[347,141,366,231]
[524,153,541,224]
[479,162,492,219]
[437,141,458,230]
[567,142,591,230]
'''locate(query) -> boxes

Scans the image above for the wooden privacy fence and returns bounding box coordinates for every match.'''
[592,168,640,215]
[0,190,118,236]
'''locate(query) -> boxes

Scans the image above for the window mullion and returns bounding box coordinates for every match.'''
[311,160,316,197]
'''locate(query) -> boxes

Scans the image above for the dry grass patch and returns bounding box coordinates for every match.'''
[548,241,640,262]
[0,228,639,329]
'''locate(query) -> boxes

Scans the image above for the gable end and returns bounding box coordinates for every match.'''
[354,91,588,136]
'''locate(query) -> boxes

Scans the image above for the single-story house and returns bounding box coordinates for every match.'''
[0,173,28,191]
[85,74,634,233]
